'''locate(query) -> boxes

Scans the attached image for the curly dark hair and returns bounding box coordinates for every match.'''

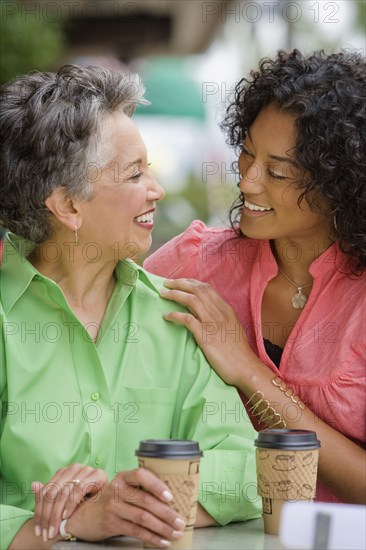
[222,49,366,272]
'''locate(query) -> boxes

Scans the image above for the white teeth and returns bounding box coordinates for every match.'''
[135,211,154,223]
[244,200,272,212]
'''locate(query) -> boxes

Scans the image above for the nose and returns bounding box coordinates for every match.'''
[238,161,266,195]
[147,172,165,202]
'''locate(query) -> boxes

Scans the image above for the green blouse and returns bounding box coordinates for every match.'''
[0,234,260,548]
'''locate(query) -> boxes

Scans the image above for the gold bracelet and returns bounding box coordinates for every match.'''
[246,390,287,429]
[271,376,306,410]
[268,412,287,429]
[246,390,264,408]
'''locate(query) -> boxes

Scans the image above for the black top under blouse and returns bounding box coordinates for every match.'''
[263,339,283,368]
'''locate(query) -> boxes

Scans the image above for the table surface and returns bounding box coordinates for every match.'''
[53,518,288,550]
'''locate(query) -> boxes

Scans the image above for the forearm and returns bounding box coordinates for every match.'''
[236,353,366,504]
[9,504,216,549]
[8,518,62,550]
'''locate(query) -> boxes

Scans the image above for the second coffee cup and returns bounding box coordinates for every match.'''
[255,429,321,535]
[136,439,203,549]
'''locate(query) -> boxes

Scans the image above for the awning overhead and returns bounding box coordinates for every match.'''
[136,57,206,120]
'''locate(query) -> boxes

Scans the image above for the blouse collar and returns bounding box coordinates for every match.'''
[256,239,349,282]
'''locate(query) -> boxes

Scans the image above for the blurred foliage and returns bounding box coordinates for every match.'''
[355,1,366,33]
[139,173,210,261]
[181,173,210,221]
[0,1,64,83]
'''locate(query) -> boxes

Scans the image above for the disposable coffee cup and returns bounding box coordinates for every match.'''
[254,429,320,535]
[136,439,203,549]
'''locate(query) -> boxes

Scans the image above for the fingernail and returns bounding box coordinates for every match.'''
[174,517,186,530]
[42,529,48,542]
[48,526,55,540]
[160,289,168,296]
[62,509,68,520]
[172,530,184,540]
[34,525,41,537]
[160,541,171,548]
[162,490,173,502]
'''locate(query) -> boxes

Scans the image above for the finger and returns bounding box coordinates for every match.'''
[121,509,184,547]
[39,477,66,541]
[160,288,209,322]
[122,468,174,504]
[38,463,85,541]
[163,279,230,314]
[112,517,176,549]
[113,493,185,543]
[60,468,108,520]
[117,470,186,529]
[47,466,107,540]
[163,310,204,344]
[32,481,44,538]
[163,278,210,292]
[118,482,185,528]
[162,275,235,329]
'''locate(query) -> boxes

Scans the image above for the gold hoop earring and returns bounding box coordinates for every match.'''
[74,225,80,245]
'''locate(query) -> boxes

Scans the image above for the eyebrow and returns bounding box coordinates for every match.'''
[123,159,142,170]
[247,130,298,166]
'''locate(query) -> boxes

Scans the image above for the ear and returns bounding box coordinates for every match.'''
[45,187,82,231]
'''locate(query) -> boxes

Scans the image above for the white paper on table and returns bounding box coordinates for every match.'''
[279,501,366,550]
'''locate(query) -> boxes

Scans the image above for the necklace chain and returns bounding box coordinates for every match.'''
[277,267,313,291]
[277,266,313,310]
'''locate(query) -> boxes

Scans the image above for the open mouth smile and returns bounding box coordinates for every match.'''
[243,199,274,217]
[134,208,155,228]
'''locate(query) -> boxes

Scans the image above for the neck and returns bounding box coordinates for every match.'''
[271,236,333,283]
[27,240,117,309]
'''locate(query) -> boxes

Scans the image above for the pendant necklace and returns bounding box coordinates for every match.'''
[277,267,313,309]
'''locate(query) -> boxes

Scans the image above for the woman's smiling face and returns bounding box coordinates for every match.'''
[79,111,165,259]
[238,103,332,244]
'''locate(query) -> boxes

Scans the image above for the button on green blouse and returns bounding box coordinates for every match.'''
[0,234,261,548]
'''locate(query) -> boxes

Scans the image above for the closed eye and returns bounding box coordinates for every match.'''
[268,170,287,180]
[131,171,143,181]
[241,145,254,157]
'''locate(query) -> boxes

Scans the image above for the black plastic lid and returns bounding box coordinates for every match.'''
[136,439,203,459]
[254,429,320,450]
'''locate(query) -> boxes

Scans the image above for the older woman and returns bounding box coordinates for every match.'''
[0,65,261,549]
[145,50,366,504]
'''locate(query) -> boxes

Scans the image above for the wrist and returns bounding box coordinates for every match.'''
[66,497,106,542]
[59,519,77,542]
[64,499,89,541]
[232,351,264,392]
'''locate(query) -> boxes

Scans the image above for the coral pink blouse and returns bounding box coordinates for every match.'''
[145,221,366,503]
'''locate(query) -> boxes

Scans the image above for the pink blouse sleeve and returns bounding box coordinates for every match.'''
[143,220,207,279]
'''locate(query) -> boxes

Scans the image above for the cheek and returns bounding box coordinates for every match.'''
[106,189,142,210]
[278,185,303,209]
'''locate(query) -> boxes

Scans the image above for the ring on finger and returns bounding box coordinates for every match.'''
[69,479,81,485]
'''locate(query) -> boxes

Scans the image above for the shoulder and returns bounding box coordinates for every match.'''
[133,263,190,316]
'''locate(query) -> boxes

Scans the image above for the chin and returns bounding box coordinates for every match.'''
[239,223,259,238]
[138,238,153,257]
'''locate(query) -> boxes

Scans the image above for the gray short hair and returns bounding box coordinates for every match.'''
[0,64,147,242]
